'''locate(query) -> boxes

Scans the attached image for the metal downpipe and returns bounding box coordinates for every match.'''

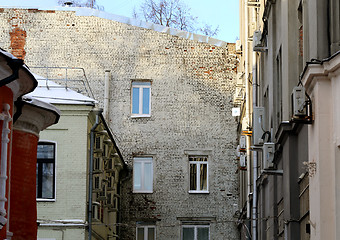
[252,51,258,240]
[88,108,103,240]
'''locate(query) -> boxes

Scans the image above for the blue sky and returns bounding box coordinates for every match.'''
[0,0,239,43]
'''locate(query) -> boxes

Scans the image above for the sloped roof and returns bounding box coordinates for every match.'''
[0,48,37,99]
[24,74,96,105]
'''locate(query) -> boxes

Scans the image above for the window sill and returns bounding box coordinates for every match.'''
[188,190,209,194]
[37,198,56,202]
[133,190,153,194]
[130,114,151,118]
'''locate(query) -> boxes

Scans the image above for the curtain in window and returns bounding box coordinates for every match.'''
[200,164,207,190]
[190,164,197,190]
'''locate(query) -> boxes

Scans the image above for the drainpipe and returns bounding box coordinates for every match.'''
[252,51,258,240]
[251,2,259,239]
[0,104,12,230]
[88,108,103,240]
[103,70,110,121]
[244,0,252,232]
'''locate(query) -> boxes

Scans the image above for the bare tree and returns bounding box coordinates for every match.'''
[58,0,104,10]
[199,24,219,37]
[135,0,219,36]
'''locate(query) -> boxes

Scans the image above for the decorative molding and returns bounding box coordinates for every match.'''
[13,100,59,136]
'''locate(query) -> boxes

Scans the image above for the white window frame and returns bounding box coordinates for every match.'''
[133,157,153,193]
[136,225,156,240]
[181,225,210,240]
[131,81,151,117]
[189,156,209,194]
[36,140,57,202]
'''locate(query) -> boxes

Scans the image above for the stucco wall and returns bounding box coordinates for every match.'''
[0,8,239,239]
[37,105,92,239]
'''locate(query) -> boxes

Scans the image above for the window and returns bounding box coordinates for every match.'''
[36,142,56,200]
[189,156,208,193]
[136,225,156,240]
[133,157,153,193]
[182,225,210,240]
[131,81,151,117]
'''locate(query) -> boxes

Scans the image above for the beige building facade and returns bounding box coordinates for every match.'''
[236,0,340,239]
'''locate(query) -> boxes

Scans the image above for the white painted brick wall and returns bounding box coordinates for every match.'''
[0,8,240,240]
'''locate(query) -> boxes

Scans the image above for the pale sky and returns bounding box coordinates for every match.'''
[0,0,239,43]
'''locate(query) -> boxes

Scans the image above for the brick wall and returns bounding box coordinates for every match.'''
[0,8,239,239]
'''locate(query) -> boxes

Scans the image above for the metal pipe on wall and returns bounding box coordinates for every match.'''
[88,108,103,240]
[0,104,11,230]
[252,50,258,240]
[244,0,252,231]
[104,70,111,121]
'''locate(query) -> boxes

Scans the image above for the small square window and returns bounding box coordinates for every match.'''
[131,81,151,117]
[189,156,208,193]
[133,157,153,193]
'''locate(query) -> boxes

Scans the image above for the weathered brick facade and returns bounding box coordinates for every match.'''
[0,8,239,239]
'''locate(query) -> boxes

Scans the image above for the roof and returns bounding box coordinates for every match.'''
[24,74,96,105]
[0,48,37,99]
[1,6,228,48]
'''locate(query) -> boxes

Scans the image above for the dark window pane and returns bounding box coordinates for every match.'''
[197,227,209,240]
[37,144,54,159]
[190,164,197,190]
[148,227,155,240]
[42,163,54,198]
[183,227,194,240]
[137,227,144,240]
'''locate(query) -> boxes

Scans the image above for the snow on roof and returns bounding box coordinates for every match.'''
[2,6,228,48]
[24,73,96,105]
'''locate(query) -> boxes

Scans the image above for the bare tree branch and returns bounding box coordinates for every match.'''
[136,0,219,37]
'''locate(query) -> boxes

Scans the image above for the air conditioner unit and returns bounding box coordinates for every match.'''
[262,142,275,169]
[240,153,247,169]
[233,87,244,102]
[108,197,118,212]
[92,202,100,221]
[292,86,306,117]
[236,40,242,53]
[253,107,265,146]
[236,73,244,86]
[97,190,107,201]
[253,31,262,49]
[236,145,241,157]
[93,175,101,191]
[104,158,114,172]
[107,175,114,190]
[93,157,102,173]
[239,135,246,150]
[105,192,113,206]
[94,135,104,153]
